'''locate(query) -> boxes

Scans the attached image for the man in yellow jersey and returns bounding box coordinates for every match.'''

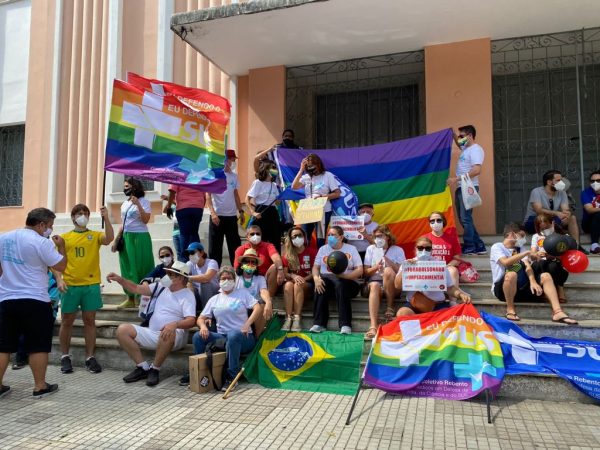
[57,204,114,374]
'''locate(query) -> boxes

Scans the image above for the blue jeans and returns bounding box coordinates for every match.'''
[172,233,184,262]
[176,208,204,260]
[455,187,484,250]
[192,330,256,379]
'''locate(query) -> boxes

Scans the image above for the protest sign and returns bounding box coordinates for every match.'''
[293,197,327,225]
[330,216,365,240]
[402,260,447,292]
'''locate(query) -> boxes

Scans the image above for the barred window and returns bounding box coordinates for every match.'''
[0,125,25,207]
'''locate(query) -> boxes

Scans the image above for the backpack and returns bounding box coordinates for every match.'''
[205,338,228,391]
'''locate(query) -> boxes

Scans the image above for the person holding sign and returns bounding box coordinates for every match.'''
[246,161,282,252]
[363,226,405,339]
[310,226,363,334]
[424,211,462,290]
[292,154,341,247]
[394,237,471,317]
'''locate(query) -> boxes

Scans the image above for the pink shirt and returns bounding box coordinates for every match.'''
[169,185,206,210]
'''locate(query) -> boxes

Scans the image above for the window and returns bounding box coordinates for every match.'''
[0,125,25,207]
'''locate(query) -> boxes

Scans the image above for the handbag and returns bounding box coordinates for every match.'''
[460,174,482,210]
[115,204,134,252]
[458,261,480,283]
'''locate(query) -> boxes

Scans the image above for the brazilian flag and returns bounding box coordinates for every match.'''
[244,318,364,395]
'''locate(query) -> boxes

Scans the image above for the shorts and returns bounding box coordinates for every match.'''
[402,300,450,314]
[132,325,187,351]
[0,299,54,353]
[493,273,540,302]
[61,284,103,313]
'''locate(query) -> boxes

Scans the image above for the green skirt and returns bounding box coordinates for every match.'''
[118,232,155,298]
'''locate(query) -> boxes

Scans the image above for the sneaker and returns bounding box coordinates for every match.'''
[462,247,478,255]
[340,326,352,335]
[60,355,73,374]
[146,368,160,387]
[32,382,59,399]
[281,316,293,332]
[475,246,487,255]
[309,324,325,333]
[85,357,102,374]
[12,359,27,370]
[0,385,10,399]
[123,367,149,383]
[591,246,600,255]
[290,315,302,332]
[117,298,136,309]
[221,378,236,393]
[178,374,190,386]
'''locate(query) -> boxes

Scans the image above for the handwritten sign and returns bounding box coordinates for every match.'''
[330,216,365,240]
[401,260,447,292]
[293,197,327,225]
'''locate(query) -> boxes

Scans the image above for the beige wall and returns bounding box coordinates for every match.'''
[425,38,496,234]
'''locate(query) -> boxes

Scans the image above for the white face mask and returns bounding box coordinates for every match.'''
[431,222,443,232]
[292,237,305,248]
[43,227,53,238]
[220,279,235,292]
[374,237,386,249]
[249,234,262,245]
[362,213,372,223]
[553,180,566,191]
[160,274,172,288]
[189,253,200,264]
[75,215,89,227]
[160,256,173,266]
[591,181,600,192]
[542,227,554,237]
[416,250,431,260]
[516,237,527,248]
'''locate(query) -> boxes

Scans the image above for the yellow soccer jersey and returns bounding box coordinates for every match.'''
[61,229,105,285]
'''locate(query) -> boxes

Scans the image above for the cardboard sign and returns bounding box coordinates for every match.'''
[330,215,365,240]
[401,260,447,292]
[294,197,327,225]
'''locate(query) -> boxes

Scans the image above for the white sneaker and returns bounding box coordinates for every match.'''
[309,324,325,333]
[340,326,352,335]
[290,315,302,332]
[281,316,292,331]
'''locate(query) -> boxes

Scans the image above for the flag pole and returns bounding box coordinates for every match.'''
[101,171,107,229]
[485,388,493,424]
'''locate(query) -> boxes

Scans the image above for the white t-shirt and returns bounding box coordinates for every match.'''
[489,242,515,292]
[456,143,484,186]
[315,243,363,283]
[235,274,267,301]
[364,244,406,281]
[299,172,340,213]
[247,180,278,206]
[398,260,454,303]
[187,259,219,292]
[348,221,379,252]
[121,198,152,233]
[0,229,64,303]
[212,172,239,216]
[201,289,258,334]
[146,283,196,332]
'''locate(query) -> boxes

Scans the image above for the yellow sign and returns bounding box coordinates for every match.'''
[293,197,327,225]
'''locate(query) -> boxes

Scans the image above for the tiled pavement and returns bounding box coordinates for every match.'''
[1,366,600,449]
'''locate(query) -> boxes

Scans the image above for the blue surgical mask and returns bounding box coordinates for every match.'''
[327,235,339,247]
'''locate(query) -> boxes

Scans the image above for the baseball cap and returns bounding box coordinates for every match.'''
[185,242,204,254]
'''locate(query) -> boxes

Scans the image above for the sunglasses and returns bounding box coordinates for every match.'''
[248,232,261,236]
[416,246,432,251]
[592,179,600,183]
[429,219,443,224]
[291,234,304,239]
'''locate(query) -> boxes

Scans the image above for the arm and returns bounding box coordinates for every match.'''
[246,194,260,218]
[205,192,219,226]
[188,269,217,284]
[50,267,67,293]
[467,164,482,179]
[291,161,307,190]
[584,202,600,214]
[233,188,245,223]
[313,263,325,294]
[260,288,273,320]
[100,206,115,245]
[337,265,363,281]
[253,147,276,173]
[106,272,152,296]
[448,285,471,304]
[270,252,285,285]
[497,250,530,268]
[131,196,151,224]
[163,190,175,215]
[50,235,67,273]
[242,303,263,335]
[160,315,196,341]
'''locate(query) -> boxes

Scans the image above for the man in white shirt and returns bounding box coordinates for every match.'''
[0,208,67,399]
[107,261,196,387]
[447,125,486,255]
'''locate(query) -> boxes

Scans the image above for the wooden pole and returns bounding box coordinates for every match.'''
[222,367,245,399]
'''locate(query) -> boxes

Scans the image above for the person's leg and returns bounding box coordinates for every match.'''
[383,267,398,313]
[59,312,77,355]
[523,216,536,235]
[192,330,222,354]
[455,188,475,250]
[81,311,97,358]
[471,187,485,249]
[22,300,55,391]
[312,277,334,328]
[209,217,224,267]
[173,232,184,262]
[502,272,519,319]
[15,335,28,366]
[116,324,145,364]
[590,213,600,246]
[396,304,416,317]
[223,216,242,266]
[293,282,307,316]
[225,330,256,379]
[538,273,576,323]
[0,353,8,387]
[265,264,279,297]
[367,282,381,331]
[283,281,294,318]
[566,215,581,244]
[152,333,175,368]
[336,278,359,329]
[447,265,460,300]
[176,208,198,260]
[118,236,136,302]
[28,353,49,391]
[302,222,316,246]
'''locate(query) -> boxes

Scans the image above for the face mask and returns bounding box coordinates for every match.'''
[249,234,261,245]
[374,238,386,249]
[241,264,256,274]
[306,165,316,175]
[160,275,172,288]
[292,237,305,248]
[189,253,200,264]
[327,235,339,247]
[416,250,431,260]
[160,256,173,266]
[123,188,132,196]
[516,237,527,249]
[282,138,294,147]
[431,222,443,232]
[362,213,372,223]
[43,227,53,238]
[458,137,469,149]
[220,279,235,292]
[269,169,279,178]
[553,180,566,191]
[591,181,600,192]
[542,227,554,237]
[75,215,89,227]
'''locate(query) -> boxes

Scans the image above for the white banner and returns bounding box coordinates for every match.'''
[330,215,365,240]
[401,260,447,292]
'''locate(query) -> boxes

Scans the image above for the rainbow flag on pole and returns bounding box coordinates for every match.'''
[105,73,231,193]
[364,304,505,400]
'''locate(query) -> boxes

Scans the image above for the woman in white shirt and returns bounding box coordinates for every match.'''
[246,160,282,252]
[185,242,220,313]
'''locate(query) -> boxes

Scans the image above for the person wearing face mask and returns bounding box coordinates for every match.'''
[311,226,363,334]
[581,170,600,255]
[523,170,584,252]
[363,226,405,338]
[446,125,486,255]
[141,246,176,284]
[246,161,283,253]
[425,211,462,290]
[252,129,303,174]
[348,204,379,261]
[192,266,262,392]
[234,249,271,308]
[0,208,67,399]
[112,177,155,308]
[292,153,341,247]
[185,242,219,313]
[281,227,317,331]
[108,262,196,387]
[55,204,114,375]
[394,237,470,317]
[490,223,577,324]
[206,149,245,266]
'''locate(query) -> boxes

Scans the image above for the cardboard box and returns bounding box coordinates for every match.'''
[189,352,226,393]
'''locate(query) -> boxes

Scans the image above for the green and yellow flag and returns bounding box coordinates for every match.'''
[244,318,364,395]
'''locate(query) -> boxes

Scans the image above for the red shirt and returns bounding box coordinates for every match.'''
[282,246,317,278]
[234,241,279,275]
[169,185,206,210]
[425,231,461,264]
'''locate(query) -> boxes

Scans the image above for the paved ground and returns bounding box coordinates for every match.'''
[1,365,600,449]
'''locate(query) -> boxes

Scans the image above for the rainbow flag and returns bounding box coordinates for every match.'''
[104,73,231,193]
[364,304,505,400]
[276,129,457,256]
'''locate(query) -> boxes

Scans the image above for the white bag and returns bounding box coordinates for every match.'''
[460,174,482,210]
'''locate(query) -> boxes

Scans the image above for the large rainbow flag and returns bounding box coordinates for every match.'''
[364,304,505,400]
[105,73,231,193]
[276,129,457,256]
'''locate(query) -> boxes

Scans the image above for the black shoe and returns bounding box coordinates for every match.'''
[178,374,190,386]
[85,356,102,374]
[60,355,73,374]
[12,359,27,370]
[221,378,236,393]
[32,383,59,399]
[146,368,160,387]
[0,385,10,399]
[123,367,149,383]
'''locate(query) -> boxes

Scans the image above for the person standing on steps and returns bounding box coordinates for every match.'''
[253,129,302,174]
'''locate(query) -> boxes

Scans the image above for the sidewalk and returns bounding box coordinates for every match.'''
[1,366,599,449]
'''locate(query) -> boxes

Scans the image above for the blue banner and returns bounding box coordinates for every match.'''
[482,311,600,400]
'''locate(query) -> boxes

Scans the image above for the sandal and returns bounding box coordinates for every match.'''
[384,307,395,322]
[364,327,377,340]
[552,309,578,325]
[505,312,521,322]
